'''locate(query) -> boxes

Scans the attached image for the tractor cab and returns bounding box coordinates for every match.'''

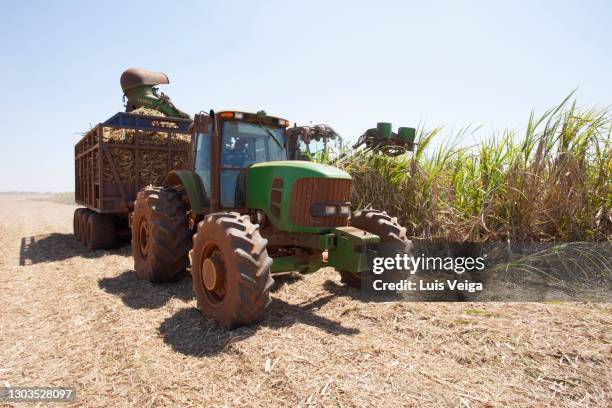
[191,110,290,211]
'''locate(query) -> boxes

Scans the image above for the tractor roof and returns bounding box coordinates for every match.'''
[216,110,289,127]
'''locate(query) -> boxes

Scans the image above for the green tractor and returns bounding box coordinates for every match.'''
[130,106,412,330]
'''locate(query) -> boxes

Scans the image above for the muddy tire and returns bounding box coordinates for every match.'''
[339,209,412,288]
[73,208,86,241]
[191,212,273,329]
[87,213,116,251]
[131,186,191,283]
[81,210,93,246]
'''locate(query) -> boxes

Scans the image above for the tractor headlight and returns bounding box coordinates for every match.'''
[324,205,337,215]
[311,202,351,217]
[339,205,351,215]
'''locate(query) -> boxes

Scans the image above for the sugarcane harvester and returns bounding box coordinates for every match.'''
[287,122,417,159]
[73,68,412,329]
[353,123,417,156]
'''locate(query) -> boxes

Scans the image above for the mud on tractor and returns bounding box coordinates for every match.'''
[74,68,413,329]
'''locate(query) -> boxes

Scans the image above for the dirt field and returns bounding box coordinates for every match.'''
[0,195,610,407]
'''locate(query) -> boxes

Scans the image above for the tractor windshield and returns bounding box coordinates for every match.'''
[220,121,286,207]
[221,121,285,168]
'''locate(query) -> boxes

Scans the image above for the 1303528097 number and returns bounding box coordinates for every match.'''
[0,387,76,402]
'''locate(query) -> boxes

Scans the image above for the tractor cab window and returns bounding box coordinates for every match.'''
[194,130,212,206]
[221,121,285,167]
[220,121,285,208]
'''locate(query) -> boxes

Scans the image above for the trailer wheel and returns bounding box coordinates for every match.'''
[87,213,116,250]
[339,209,412,288]
[191,212,273,329]
[131,186,191,283]
[80,210,94,246]
[73,208,86,241]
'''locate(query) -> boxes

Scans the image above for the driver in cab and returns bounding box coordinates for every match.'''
[223,137,252,168]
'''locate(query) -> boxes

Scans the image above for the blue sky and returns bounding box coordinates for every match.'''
[1,0,610,191]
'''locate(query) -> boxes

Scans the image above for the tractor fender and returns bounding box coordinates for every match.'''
[163,170,208,215]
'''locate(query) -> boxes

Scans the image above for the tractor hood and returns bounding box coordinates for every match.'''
[246,161,352,233]
[248,160,351,179]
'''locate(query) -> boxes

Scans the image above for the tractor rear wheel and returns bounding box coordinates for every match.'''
[131,186,191,283]
[191,212,273,329]
[339,209,412,288]
[86,213,116,251]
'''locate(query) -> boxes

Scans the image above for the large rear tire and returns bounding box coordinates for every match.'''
[191,212,273,329]
[339,209,412,288]
[131,186,191,283]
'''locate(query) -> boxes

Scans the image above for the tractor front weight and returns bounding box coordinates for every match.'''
[266,227,380,277]
[327,227,379,275]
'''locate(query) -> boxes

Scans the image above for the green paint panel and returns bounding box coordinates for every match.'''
[327,226,380,274]
[246,160,351,233]
[164,170,207,215]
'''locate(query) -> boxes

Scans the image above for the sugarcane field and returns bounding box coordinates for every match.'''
[1,2,611,407]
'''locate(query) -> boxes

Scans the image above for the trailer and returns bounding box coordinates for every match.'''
[73,112,192,250]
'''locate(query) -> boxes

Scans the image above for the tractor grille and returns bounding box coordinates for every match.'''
[290,178,351,227]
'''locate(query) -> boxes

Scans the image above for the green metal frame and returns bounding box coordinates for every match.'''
[124,85,190,119]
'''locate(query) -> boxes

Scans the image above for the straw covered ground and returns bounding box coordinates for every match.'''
[0,195,610,407]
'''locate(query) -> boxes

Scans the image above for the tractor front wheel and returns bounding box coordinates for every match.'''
[191,212,273,329]
[339,209,412,288]
[131,186,191,283]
